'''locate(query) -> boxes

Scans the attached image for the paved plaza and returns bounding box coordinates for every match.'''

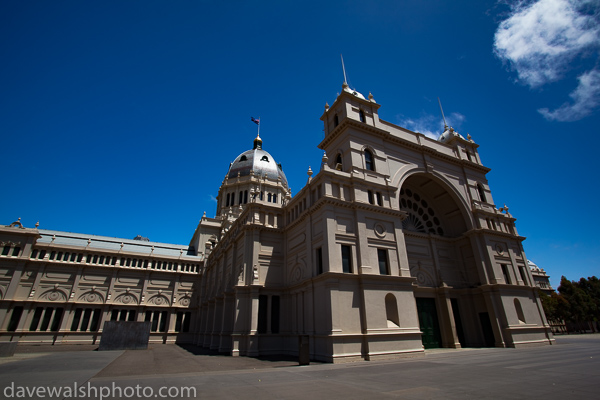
[0,335,598,399]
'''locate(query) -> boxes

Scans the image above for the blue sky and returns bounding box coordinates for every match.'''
[1,0,599,288]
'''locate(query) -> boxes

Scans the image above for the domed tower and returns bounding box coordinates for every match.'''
[188,134,290,258]
[216,134,289,217]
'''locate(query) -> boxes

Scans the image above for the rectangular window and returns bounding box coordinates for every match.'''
[183,312,191,333]
[7,306,23,332]
[378,249,389,275]
[519,267,528,285]
[2,245,11,256]
[341,245,352,273]
[39,250,46,260]
[71,308,83,331]
[501,264,511,284]
[175,311,183,332]
[12,247,21,257]
[271,295,280,334]
[90,309,102,332]
[368,190,374,204]
[80,309,92,330]
[51,308,64,331]
[111,310,119,321]
[376,192,383,206]
[31,249,39,259]
[159,311,168,332]
[152,311,160,332]
[39,307,54,331]
[257,295,268,334]
[316,247,323,275]
[30,307,44,331]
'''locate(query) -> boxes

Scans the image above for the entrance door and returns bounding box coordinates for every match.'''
[416,298,442,349]
[478,312,496,347]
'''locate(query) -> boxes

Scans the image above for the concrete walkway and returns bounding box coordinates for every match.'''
[1,335,599,399]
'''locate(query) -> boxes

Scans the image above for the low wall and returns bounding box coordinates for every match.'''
[98,321,151,351]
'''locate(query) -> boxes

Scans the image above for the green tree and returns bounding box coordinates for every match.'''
[557,275,598,332]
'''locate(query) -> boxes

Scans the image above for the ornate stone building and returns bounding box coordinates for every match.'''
[0,81,554,361]
[528,260,554,294]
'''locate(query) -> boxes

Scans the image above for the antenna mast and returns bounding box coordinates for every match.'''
[437,97,448,129]
[341,54,348,85]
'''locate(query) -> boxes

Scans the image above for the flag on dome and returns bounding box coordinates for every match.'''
[251,117,260,125]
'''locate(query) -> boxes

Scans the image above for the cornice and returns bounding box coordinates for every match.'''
[464,228,526,242]
[319,119,491,174]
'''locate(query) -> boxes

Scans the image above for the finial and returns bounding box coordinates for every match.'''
[253,133,262,150]
[203,211,206,218]
[325,102,329,110]
[35,221,39,228]
[368,92,374,102]
[307,166,313,177]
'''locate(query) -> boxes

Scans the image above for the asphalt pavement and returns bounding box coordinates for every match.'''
[0,334,598,400]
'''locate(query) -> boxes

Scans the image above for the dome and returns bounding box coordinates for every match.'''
[227,135,288,188]
[527,260,540,271]
[342,84,366,100]
[438,126,465,143]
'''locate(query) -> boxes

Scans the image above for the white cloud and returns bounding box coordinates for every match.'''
[494,0,600,88]
[398,112,466,140]
[538,68,600,121]
[209,195,218,203]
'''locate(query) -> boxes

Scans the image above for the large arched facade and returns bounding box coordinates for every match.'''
[399,173,487,348]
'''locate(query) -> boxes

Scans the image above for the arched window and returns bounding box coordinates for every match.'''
[239,191,243,205]
[359,109,365,123]
[514,299,526,323]
[335,154,343,170]
[268,193,272,202]
[273,194,277,203]
[365,149,374,171]
[226,193,230,207]
[334,114,339,127]
[244,190,248,204]
[385,294,400,328]
[477,183,487,203]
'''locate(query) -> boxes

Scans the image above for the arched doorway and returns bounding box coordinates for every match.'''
[400,173,485,348]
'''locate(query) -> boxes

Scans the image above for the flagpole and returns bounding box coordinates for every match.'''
[258,116,260,136]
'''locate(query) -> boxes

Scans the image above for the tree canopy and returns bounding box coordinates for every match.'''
[540,276,599,327]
